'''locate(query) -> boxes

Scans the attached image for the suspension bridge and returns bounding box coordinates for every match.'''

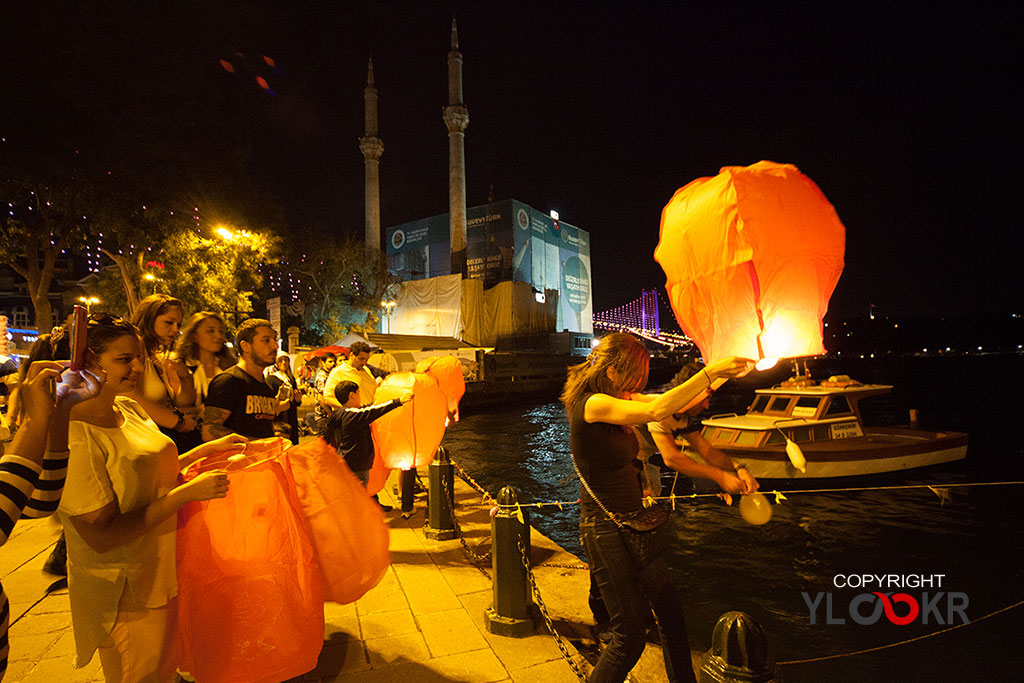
[592,289,694,348]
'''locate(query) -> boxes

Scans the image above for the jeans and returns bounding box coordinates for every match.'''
[581,514,696,683]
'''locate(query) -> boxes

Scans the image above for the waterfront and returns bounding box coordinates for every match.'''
[443,354,1024,682]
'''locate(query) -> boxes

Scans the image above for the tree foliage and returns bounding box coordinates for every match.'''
[289,232,398,345]
[0,141,92,332]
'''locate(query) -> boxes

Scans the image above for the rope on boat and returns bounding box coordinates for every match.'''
[777,598,1024,665]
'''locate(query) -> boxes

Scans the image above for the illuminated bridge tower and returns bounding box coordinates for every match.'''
[360,57,384,252]
[640,289,660,337]
[444,18,469,276]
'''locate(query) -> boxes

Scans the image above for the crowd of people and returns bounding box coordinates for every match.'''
[0,295,417,682]
[1,298,761,681]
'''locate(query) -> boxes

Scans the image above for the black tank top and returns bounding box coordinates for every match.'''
[569,392,643,518]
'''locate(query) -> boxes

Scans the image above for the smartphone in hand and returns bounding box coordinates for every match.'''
[69,305,88,371]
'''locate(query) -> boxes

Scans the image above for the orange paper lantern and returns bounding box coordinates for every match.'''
[655,161,845,363]
[415,355,466,422]
[371,372,448,470]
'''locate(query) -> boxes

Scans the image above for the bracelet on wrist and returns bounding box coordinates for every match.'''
[733,463,749,474]
[172,409,186,432]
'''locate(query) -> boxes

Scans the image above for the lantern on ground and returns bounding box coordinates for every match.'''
[655,161,845,364]
[371,372,448,470]
[415,355,466,422]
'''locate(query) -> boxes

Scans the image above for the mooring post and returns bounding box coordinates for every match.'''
[399,468,416,515]
[484,486,535,636]
[426,447,457,540]
[699,611,782,682]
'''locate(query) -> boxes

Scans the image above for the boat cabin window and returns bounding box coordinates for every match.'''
[813,424,830,440]
[766,396,791,413]
[711,428,738,443]
[825,396,853,416]
[792,396,822,418]
[734,430,760,446]
[766,430,785,445]
[749,396,770,413]
[795,397,821,410]
[790,426,812,442]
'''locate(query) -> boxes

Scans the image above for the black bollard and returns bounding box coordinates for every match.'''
[400,468,417,516]
[699,611,782,682]
[484,486,535,636]
[426,447,457,540]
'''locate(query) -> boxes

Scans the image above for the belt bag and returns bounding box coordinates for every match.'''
[572,454,670,567]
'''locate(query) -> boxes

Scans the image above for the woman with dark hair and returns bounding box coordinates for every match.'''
[130,294,201,451]
[173,311,235,412]
[0,358,102,679]
[58,313,244,680]
[562,332,751,683]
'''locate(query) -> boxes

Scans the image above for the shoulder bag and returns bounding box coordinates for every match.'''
[571,452,670,567]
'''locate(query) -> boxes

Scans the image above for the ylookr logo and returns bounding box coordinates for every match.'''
[802,574,969,626]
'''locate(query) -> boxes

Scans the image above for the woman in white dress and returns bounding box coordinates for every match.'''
[59,313,244,682]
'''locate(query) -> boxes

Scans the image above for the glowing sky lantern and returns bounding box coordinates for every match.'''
[654,161,845,364]
[415,355,466,422]
[371,372,448,470]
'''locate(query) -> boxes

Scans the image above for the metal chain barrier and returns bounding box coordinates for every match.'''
[516,533,589,682]
[534,561,590,570]
[438,467,493,564]
[450,457,498,505]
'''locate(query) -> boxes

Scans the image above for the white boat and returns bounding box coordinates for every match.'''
[700,374,968,479]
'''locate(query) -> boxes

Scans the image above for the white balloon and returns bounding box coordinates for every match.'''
[739,492,773,525]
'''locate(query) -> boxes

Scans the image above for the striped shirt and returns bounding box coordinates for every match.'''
[0,448,69,678]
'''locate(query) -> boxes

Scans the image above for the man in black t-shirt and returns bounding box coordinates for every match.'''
[203,318,287,440]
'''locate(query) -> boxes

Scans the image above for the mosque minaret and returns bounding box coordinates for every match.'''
[443,18,469,275]
[359,57,384,252]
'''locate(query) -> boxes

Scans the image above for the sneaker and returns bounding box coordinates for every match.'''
[43,534,67,576]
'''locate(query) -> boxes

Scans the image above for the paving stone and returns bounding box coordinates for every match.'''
[509,657,589,683]
[7,629,63,662]
[18,654,101,683]
[354,566,408,614]
[364,631,431,667]
[300,631,370,680]
[459,588,572,672]
[416,608,490,657]
[423,647,510,682]
[359,607,419,640]
[8,611,68,638]
[323,601,360,639]
[393,562,462,614]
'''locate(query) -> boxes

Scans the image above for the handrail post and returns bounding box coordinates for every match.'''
[484,486,535,636]
[425,447,457,540]
[699,611,782,682]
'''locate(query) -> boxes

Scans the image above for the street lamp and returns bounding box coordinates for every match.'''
[78,296,100,313]
[381,299,397,334]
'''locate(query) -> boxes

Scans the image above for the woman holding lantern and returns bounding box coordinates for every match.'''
[561,332,751,683]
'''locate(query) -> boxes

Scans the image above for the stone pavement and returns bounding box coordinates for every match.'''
[1,469,589,682]
[1,466,689,682]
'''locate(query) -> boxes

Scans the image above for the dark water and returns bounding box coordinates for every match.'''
[443,354,1024,682]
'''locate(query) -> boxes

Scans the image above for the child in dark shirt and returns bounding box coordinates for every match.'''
[323,381,411,487]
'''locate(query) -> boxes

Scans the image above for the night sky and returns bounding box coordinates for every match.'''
[4,2,1021,320]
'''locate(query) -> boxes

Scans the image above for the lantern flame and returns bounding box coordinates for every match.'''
[755,357,780,372]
